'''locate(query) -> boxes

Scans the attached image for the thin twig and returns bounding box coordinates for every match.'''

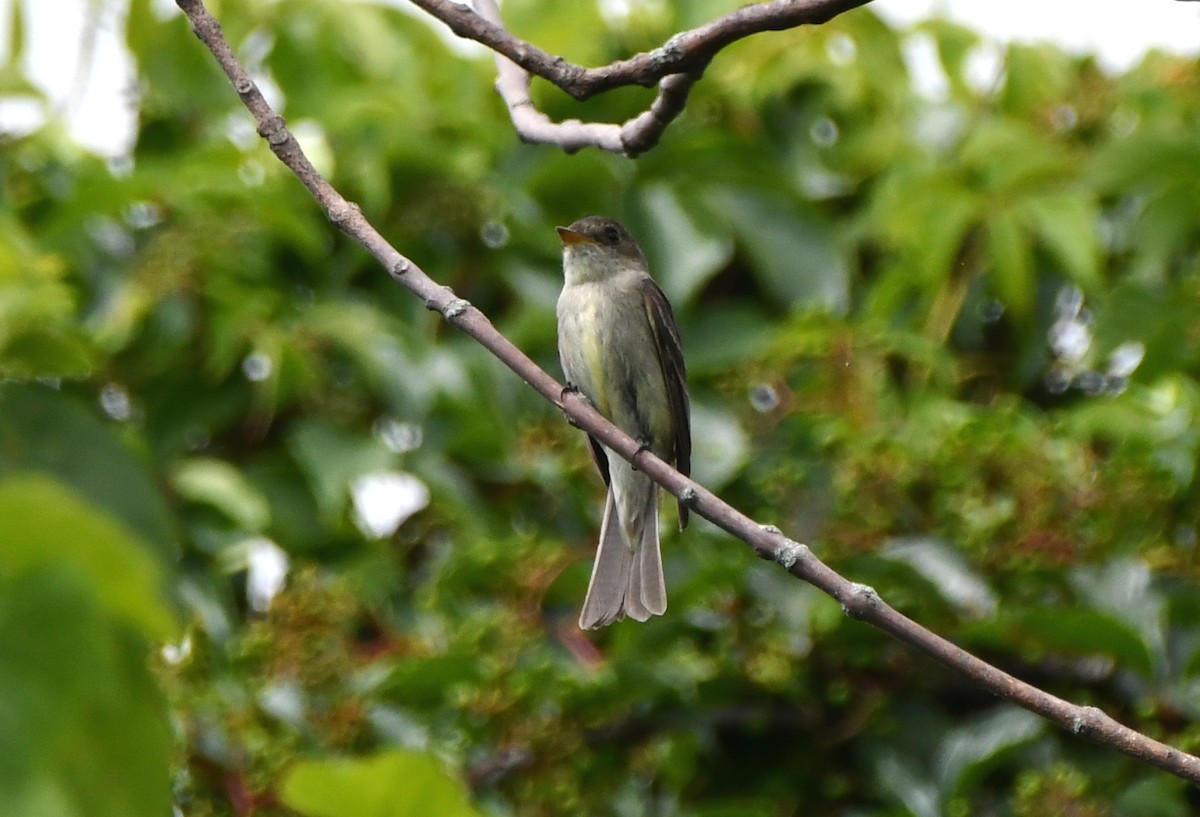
[619,69,706,156]
[423,0,866,155]
[472,0,704,157]
[175,0,1200,786]
[409,0,872,99]
[475,0,623,154]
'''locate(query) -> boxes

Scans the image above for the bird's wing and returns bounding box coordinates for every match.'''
[642,277,691,528]
[587,434,610,487]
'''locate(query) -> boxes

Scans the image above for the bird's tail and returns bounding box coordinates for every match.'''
[578,487,666,629]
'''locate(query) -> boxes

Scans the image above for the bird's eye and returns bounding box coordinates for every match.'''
[603,226,621,244]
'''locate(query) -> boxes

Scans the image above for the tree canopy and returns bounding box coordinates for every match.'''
[2,1,1200,815]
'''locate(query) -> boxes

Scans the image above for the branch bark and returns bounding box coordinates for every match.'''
[470,0,706,156]
[411,0,871,155]
[175,0,1200,787]
[410,0,873,99]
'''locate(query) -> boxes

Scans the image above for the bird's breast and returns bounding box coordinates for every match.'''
[558,283,611,416]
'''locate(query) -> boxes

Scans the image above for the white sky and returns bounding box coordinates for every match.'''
[0,0,1197,156]
[879,0,1200,70]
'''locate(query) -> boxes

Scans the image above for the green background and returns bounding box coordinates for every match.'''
[2,0,1199,814]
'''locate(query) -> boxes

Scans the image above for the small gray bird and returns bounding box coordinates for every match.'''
[556,216,690,629]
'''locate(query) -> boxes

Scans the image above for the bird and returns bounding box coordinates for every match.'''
[555,215,690,629]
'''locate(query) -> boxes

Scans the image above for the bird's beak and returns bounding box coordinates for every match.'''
[557,226,592,246]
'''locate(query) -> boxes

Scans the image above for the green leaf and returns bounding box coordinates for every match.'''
[383,655,481,708]
[1088,132,1200,192]
[673,0,739,30]
[0,235,93,378]
[4,0,24,65]
[936,708,1043,795]
[1018,190,1100,289]
[691,402,749,490]
[867,165,981,287]
[126,0,236,121]
[1062,377,1200,488]
[711,187,849,311]
[999,42,1075,115]
[0,383,177,560]
[1115,776,1190,817]
[1092,279,1198,381]
[302,301,428,410]
[1072,557,1166,671]
[0,567,172,817]
[0,62,43,97]
[882,536,997,616]
[683,303,773,375]
[996,607,1155,678]
[871,750,938,817]
[0,567,106,798]
[502,0,608,68]
[984,207,1033,314]
[0,475,174,640]
[960,120,1069,193]
[1127,180,1200,279]
[634,182,733,305]
[281,750,483,817]
[917,18,981,99]
[0,475,173,817]
[171,456,272,530]
[0,326,93,378]
[288,418,394,520]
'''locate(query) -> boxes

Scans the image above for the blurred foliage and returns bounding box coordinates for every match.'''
[0,475,174,817]
[2,0,1200,815]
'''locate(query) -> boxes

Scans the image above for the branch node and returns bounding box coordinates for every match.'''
[659,33,687,64]
[773,538,808,571]
[758,524,782,536]
[442,297,472,320]
[257,114,290,145]
[327,201,362,232]
[679,485,698,507]
[234,76,255,96]
[390,257,411,277]
[842,583,880,620]
[1072,706,1107,735]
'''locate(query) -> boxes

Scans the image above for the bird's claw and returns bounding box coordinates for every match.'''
[561,383,590,428]
[630,437,654,471]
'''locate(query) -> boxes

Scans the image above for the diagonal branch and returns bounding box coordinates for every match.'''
[176,0,1200,786]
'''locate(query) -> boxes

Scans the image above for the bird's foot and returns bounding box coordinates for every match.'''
[630,436,654,471]
[560,383,592,428]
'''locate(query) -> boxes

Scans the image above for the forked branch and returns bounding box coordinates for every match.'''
[411,0,871,155]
